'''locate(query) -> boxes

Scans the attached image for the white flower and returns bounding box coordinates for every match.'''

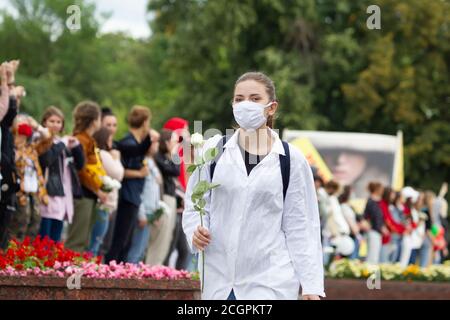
[111,179,122,189]
[101,176,121,190]
[158,200,170,215]
[191,132,204,147]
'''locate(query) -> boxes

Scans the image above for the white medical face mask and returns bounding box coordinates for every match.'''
[232,100,273,131]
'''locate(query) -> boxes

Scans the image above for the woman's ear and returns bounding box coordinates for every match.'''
[267,101,278,116]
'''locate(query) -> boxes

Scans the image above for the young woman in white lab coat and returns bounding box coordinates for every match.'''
[182,72,325,300]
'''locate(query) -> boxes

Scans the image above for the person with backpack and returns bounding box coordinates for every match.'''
[182,72,324,300]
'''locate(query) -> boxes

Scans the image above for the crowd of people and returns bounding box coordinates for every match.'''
[0,60,194,271]
[314,171,449,267]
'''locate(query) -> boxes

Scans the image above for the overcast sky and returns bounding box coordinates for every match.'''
[0,0,152,38]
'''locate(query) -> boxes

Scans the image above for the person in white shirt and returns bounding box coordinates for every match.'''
[182,72,325,300]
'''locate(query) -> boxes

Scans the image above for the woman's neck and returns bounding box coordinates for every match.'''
[238,126,272,155]
[85,126,96,137]
[371,194,381,201]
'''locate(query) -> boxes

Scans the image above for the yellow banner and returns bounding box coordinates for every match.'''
[291,137,333,183]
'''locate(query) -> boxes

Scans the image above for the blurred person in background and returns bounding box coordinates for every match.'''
[98,107,119,257]
[431,183,448,263]
[388,191,408,262]
[0,60,22,249]
[339,186,361,260]
[322,180,350,265]
[8,114,52,241]
[363,182,388,264]
[89,127,124,257]
[399,187,422,267]
[154,129,181,266]
[105,106,152,263]
[379,187,406,263]
[65,101,107,253]
[127,129,163,263]
[39,106,84,242]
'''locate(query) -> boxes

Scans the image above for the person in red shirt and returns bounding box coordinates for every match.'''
[379,187,407,263]
[162,117,192,270]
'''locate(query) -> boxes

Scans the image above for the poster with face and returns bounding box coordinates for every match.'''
[283,130,403,200]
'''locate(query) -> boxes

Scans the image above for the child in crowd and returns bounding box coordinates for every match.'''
[39,106,85,242]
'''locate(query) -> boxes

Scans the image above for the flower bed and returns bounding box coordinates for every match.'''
[323,259,450,299]
[0,237,200,300]
[327,259,450,282]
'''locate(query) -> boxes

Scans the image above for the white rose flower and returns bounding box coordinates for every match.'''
[190,132,204,147]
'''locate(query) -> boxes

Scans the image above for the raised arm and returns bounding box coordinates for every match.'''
[0,63,9,122]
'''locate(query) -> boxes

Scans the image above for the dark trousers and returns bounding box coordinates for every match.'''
[105,200,139,263]
[39,218,64,242]
[227,289,236,300]
[0,205,13,250]
[163,213,190,269]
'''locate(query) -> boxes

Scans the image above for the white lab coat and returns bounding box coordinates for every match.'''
[182,128,325,300]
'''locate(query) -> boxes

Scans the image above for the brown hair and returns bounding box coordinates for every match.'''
[235,72,277,128]
[382,186,393,203]
[338,185,352,204]
[159,129,174,155]
[128,105,151,129]
[325,180,340,195]
[93,127,112,151]
[73,101,101,135]
[41,106,65,132]
[367,182,383,194]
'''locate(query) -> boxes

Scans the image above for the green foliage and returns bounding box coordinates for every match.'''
[148,0,450,192]
[0,0,448,194]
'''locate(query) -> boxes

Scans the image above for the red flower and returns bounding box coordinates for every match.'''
[15,264,24,270]
[0,257,8,269]
[5,249,15,260]
[17,123,33,137]
[44,259,55,268]
[22,236,31,247]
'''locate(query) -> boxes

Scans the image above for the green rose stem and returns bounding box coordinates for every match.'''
[198,165,205,294]
[189,136,219,295]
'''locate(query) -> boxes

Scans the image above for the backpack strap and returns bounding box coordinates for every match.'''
[210,135,230,182]
[279,141,291,201]
[210,136,291,202]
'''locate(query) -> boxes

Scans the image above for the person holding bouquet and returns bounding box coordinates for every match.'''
[126,129,165,263]
[65,101,108,253]
[89,127,124,256]
[182,72,325,300]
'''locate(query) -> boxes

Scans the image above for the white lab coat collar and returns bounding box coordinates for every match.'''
[223,128,286,156]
